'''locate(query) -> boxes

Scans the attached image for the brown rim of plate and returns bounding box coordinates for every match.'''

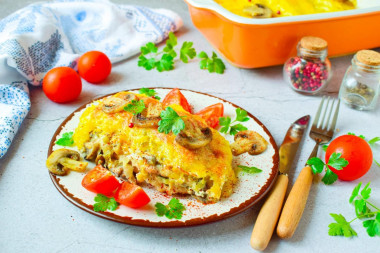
[48,87,279,228]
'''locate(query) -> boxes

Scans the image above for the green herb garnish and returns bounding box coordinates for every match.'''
[219,108,249,136]
[238,165,262,174]
[139,88,160,100]
[155,198,186,220]
[93,194,119,212]
[56,132,74,146]
[306,152,348,185]
[198,51,226,74]
[328,182,380,238]
[124,100,146,115]
[137,32,197,72]
[158,107,185,135]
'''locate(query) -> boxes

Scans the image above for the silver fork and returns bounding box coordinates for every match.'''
[276,96,341,239]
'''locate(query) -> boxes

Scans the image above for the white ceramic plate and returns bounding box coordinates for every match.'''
[48,88,279,227]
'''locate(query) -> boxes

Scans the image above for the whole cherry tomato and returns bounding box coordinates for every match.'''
[82,165,121,196]
[195,103,224,128]
[78,51,112,84]
[42,67,82,103]
[114,181,150,209]
[326,135,373,181]
[162,88,192,113]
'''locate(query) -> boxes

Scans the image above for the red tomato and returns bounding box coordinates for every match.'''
[162,88,192,113]
[78,51,112,84]
[42,67,82,103]
[195,103,224,128]
[326,135,373,181]
[82,165,120,196]
[115,181,150,209]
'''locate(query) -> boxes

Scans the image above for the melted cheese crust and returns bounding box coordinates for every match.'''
[214,0,356,18]
[73,92,236,203]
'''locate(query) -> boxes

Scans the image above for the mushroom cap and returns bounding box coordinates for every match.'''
[175,117,213,149]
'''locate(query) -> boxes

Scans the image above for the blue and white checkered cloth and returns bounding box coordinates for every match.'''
[0,0,182,158]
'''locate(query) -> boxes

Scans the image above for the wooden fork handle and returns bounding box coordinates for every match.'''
[276,166,313,239]
[250,175,288,251]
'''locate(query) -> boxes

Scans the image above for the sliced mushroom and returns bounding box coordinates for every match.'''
[175,118,213,149]
[132,113,160,128]
[84,142,100,161]
[230,130,268,156]
[243,4,272,18]
[46,149,88,175]
[102,94,137,113]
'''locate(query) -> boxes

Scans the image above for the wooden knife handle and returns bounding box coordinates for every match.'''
[250,174,289,251]
[276,166,313,239]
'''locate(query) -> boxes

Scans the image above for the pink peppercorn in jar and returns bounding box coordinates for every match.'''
[283,36,331,95]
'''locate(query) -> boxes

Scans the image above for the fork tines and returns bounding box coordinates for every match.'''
[313,96,340,132]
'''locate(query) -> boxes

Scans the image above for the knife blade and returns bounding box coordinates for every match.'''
[250,115,310,251]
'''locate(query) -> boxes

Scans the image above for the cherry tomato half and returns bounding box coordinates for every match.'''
[115,181,150,209]
[162,88,192,113]
[42,67,82,103]
[326,135,373,181]
[78,51,112,84]
[195,103,224,128]
[82,165,121,196]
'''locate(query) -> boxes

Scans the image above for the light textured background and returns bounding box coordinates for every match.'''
[1,1,379,252]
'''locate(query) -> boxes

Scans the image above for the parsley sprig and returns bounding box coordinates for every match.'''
[328,182,380,238]
[124,100,146,115]
[139,88,160,100]
[198,51,226,74]
[138,32,196,72]
[158,107,185,135]
[307,152,348,185]
[238,165,262,174]
[219,108,250,136]
[93,194,119,212]
[155,198,186,220]
[56,132,74,146]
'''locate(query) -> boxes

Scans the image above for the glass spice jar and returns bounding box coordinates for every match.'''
[339,50,380,111]
[283,36,331,95]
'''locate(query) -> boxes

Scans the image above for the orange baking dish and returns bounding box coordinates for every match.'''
[184,0,380,68]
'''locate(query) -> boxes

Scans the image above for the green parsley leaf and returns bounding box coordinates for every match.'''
[327,152,348,171]
[155,202,168,217]
[154,198,186,220]
[198,51,226,74]
[138,55,156,71]
[354,199,373,218]
[328,213,357,237]
[140,42,158,55]
[322,168,338,185]
[363,213,380,237]
[369,137,380,145]
[124,100,146,115]
[229,123,248,136]
[93,194,119,212]
[347,132,365,139]
[180,41,196,63]
[238,165,262,174]
[218,108,249,136]
[322,144,328,152]
[156,54,174,72]
[349,182,362,203]
[56,132,74,146]
[235,108,250,122]
[139,88,160,100]
[163,32,177,58]
[219,117,231,134]
[307,157,325,174]
[158,107,185,135]
[360,182,371,200]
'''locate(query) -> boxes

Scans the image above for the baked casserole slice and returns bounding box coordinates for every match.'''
[73,92,236,203]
